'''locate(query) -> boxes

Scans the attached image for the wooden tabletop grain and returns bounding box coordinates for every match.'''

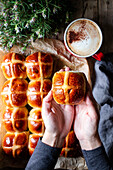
[62,0,113,54]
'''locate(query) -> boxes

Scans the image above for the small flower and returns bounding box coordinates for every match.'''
[35,29,43,38]
[35,29,40,35]
[25,23,29,28]
[9,42,13,47]
[6,33,9,36]
[14,12,19,21]
[2,9,6,18]
[15,25,20,33]
[4,22,8,27]
[20,49,24,54]
[2,12,6,17]
[17,40,21,43]
[42,9,46,19]
[38,34,43,38]
[54,31,59,36]
[15,15,19,21]
[4,47,9,52]
[30,4,33,7]
[30,17,35,24]
[13,4,18,10]
[30,36,33,41]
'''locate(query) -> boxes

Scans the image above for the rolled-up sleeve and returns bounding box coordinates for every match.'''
[82,146,112,170]
[25,138,62,170]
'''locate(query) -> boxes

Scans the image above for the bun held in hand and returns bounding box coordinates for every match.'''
[52,71,86,105]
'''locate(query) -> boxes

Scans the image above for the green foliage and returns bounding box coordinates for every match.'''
[0,0,72,50]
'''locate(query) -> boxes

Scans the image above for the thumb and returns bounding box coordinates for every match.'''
[43,90,53,103]
[42,90,53,115]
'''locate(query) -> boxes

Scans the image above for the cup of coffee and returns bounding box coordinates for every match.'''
[64,18,103,60]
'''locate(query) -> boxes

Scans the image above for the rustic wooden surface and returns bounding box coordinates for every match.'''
[0,1,113,169]
[66,0,113,54]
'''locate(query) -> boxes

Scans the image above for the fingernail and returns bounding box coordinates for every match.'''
[65,67,70,71]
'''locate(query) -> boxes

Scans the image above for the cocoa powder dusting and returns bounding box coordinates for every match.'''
[69,31,82,43]
[69,20,88,44]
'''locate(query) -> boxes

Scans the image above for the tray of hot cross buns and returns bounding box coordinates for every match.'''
[0,38,90,169]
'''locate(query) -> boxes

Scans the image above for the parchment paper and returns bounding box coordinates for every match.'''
[0,39,89,169]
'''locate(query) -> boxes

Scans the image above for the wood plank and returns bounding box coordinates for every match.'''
[83,0,99,22]
[59,0,113,54]
[99,0,113,53]
[69,0,84,19]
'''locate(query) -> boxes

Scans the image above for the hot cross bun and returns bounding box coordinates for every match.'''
[26,52,53,80]
[2,131,29,157]
[27,79,52,108]
[52,71,86,105]
[1,52,26,79]
[1,78,28,107]
[28,108,44,134]
[60,131,81,157]
[2,107,28,132]
[28,134,42,155]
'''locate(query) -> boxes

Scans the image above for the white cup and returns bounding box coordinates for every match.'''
[64,18,103,60]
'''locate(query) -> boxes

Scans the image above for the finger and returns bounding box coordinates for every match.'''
[51,106,57,114]
[65,104,74,114]
[59,68,64,72]
[65,67,70,71]
[43,90,53,103]
[42,90,53,114]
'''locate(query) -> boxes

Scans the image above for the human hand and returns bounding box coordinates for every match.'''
[42,67,74,148]
[74,84,102,150]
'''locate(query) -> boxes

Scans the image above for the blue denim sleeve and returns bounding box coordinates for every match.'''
[82,146,112,170]
[25,138,62,170]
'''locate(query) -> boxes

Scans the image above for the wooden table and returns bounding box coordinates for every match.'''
[63,0,113,54]
[0,1,112,169]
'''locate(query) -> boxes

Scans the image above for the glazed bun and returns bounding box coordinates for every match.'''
[2,107,28,132]
[1,78,28,107]
[27,79,52,108]
[28,134,42,155]
[60,131,81,157]
[2,131,29,157]
[52,71,86,105]
[1,52,26,79]
[28,108,44,134]
[26,52,53,80]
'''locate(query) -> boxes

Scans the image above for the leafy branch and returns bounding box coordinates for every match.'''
[0,0,73,51]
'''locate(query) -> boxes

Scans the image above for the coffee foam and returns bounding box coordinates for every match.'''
[66,19,101,56]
